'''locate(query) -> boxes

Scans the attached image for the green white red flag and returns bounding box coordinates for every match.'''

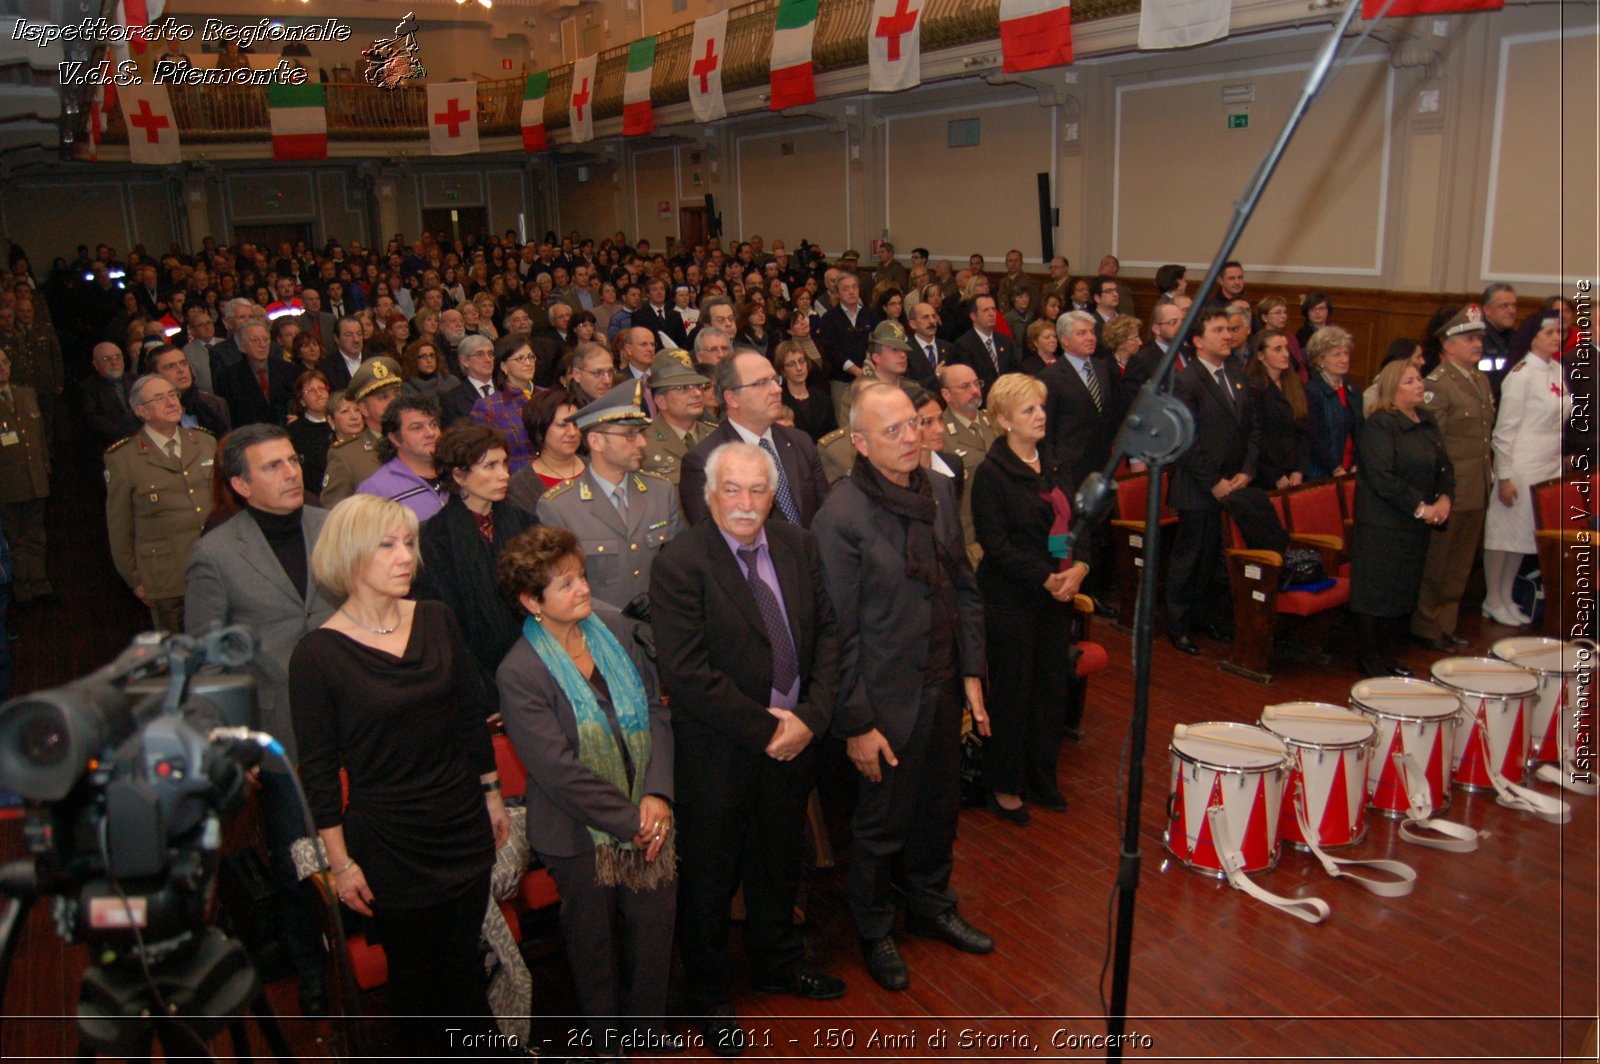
[268,82,328,161]
[769,0,818,110]
[999,0,1072,73]
[623,37,657,136]
[521,71,549,152]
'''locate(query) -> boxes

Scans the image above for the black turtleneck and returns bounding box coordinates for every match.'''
[247,505,307,599]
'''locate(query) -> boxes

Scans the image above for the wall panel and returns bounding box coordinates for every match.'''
[736,127,848,255]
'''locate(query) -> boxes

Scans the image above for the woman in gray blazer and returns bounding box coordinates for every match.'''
[495,525,678,1056]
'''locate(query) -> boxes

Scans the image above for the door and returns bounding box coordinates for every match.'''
[677,206,706,251]
[234,222,314,252]
[421,207,489,244]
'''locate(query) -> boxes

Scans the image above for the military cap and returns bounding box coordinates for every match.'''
[869,318,913,352]
[1434,304,1487,340]
[647,349,709,391]
[575,377,651,431]
[347,356,403,402]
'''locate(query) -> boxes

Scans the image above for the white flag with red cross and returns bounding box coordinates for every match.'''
[119,83,180,165]
[869,0,924,93]
[569,55,598,144]
[688,12,729,123]
[427,81,479,156]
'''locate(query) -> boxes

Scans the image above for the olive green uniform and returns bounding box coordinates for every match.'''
[1412,359,1495,642]
[104,426,218,632]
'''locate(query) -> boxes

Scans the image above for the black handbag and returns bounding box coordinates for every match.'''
[1278,546,1327,589]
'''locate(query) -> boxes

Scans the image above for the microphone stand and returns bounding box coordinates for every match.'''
[1059,1,1375,1055]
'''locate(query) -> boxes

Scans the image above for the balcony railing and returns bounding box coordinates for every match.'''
[99,0,1139,146]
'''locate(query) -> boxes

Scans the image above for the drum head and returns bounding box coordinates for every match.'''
[1431,656,1540,698]
[1260,703,1375,748]
[1492,637,1588,676]
[1350,677,1461,722]
[1172,722,1287,770]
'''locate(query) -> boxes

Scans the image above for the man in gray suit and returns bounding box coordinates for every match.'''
[185,423,338,1015]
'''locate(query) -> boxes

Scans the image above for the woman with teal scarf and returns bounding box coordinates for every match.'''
[494,525,679,1055]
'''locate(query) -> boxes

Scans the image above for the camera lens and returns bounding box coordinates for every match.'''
[20,707,70,768]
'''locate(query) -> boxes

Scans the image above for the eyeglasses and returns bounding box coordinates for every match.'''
[575,366,615,378]
[504,352,537,364]
[594,427,646,440]
[731,375,781,391]
[863,416,921,442]
[659,384,701,395]
[137,389,182,406]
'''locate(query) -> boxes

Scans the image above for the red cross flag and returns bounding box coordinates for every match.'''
[119,83,179,165]
[427,82,479,156]
[569,55,597,144]
[869,0,924,93]
[689,11,729,122]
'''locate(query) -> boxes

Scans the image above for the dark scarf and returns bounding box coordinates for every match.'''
[851,459,952,587]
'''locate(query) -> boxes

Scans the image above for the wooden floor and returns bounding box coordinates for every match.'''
[2,409,1595,1061]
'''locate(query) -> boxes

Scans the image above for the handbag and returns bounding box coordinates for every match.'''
[1278,546,1328,589]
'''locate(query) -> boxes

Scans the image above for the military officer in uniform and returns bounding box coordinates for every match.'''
[937,362,994,561]
[1412,306,1495,650]
[321,357,402,507]
[105,374,218,632]
[9,295,63,446]
[0,348,52,604]
[819,378,884,483]
[540,380,683,613]
[640,350,715,485]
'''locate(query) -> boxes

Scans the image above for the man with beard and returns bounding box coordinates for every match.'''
[83,341,141,447]
[150,344,230,437]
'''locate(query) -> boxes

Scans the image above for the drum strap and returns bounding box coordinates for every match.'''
[1291,769,1417,898]
[1392,750,1481,853]
[1205,805,1331,924]
[1470,703,1572,823]
[1531,640,1597,796]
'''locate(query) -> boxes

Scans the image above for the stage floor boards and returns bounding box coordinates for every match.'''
[2,416,1595,1060]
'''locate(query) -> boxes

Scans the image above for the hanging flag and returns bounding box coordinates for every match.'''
[1362,0,1501,16]
[119,83,179,165]
[427,81,479,156]
[268,82,328,161]
[569,55,597,143]
[622,36,657,136]
[769,0,818,111]
[1000,0,1072,72]
[868,0,923,93]
[688,11,729,122]
[122,0,150,55]
[521,71,549,152]
[1138,0,1229,49]
[87,83,103,161]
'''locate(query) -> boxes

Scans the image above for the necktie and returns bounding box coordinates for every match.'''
[984,335,1000,371]
[925,342,938,368]
[166,438,179,463]
[612,484,629,522]
[738,547,800,695]
[1081,361,1104,412]
[257,366,270,399]
[759,437,801,524]
[1216,368,1233,407]
[481,383,493,398]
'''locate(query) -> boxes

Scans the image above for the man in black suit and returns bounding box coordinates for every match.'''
[651,441,844,1053]
[906,299,950,388]
[1165,306,1260,655]
[322,315,366,396]
[948,295,1015,395]
[440,335,498,426]
[215,320,295,427]
[631,277,688,350]
[1041,311,1120,617]
[812,272,879,423]
[82,341,141,447]
[1119,295,1192,417]
[680,350,830,528]
[812,383,993,993]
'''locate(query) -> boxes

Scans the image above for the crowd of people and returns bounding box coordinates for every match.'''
[0,226,1587,1052]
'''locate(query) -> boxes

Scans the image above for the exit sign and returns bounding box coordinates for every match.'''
[1227,113,1249,130]
[445,190,461,202]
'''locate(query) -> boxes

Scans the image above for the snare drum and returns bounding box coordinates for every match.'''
[1491,638,1593,768]
[1259,703,1376,851]
[1431,657,1539,792]
[1166,722,1289,877]
[1350,678,1462,818]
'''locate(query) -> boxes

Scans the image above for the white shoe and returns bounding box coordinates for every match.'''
[1484,603,1529,627]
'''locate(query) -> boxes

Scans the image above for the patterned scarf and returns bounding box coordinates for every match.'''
[521,614,675,889]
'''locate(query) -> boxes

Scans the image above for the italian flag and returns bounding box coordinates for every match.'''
[1000,0,1072,73]
[268,83,328,161]
[769,0,818,111]
[1362,0,1501,15]
[521,71,549,152]
[623,37,656,136]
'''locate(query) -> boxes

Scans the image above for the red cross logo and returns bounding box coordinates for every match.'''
[1552,381,1563,396]
[433,96,472,137]
[692,37,720,95]
[875,0,919,63]
[128,98,170,143]
[572,76,591,122]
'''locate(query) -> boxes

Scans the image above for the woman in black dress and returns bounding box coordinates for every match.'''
[1245,329,1310,490]
[971,373,1089,825]
[290,494,510,1051]
[1350,361,1454,677]
[286,370,334,496]
[413,423,538,719]
[775,340,836,441]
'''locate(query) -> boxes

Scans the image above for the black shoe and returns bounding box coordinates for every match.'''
[1024,787,1069,812]
[296,970,328,1017]
[1384,659,1414,678]
[1201,622,1233,642]
[1420,635,1458,653]
[905,910,996,954]
[985,790,1030,825]
[753,967,846,1000]
[1443,632,1470,647]
[1061,725,1086,742]
[1358,652,1390,678]
[1170,634,1201,655]
[701,1008,745,1058]
[1091,597,1120,619]
[861,936,909,991]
